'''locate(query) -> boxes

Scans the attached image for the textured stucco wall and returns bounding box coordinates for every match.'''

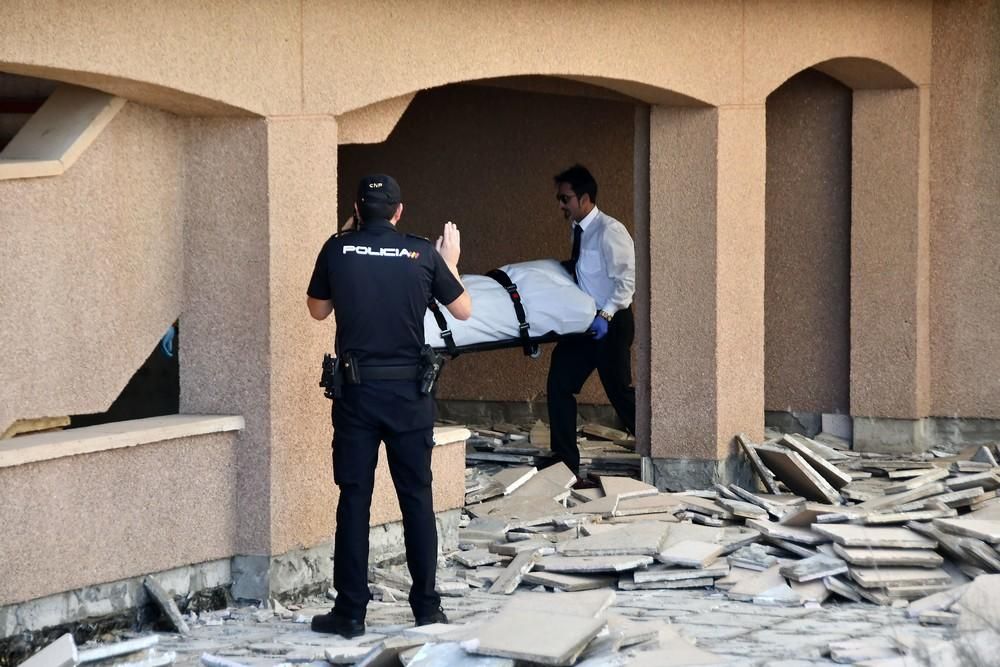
[0,103,185,435]
[929,0,1000,418]
[0,433,238,607]
[764,70,852,414]
[338,83,636,406]
[851,87,931,419]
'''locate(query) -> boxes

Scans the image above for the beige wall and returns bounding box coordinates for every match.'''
[0,103,185,435]
[929,0,1000,418]
[337,83,637,406]
[764,69,852,414]
[0,432,238,607]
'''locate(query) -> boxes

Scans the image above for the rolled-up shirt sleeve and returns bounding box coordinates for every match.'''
[600,222,636,314]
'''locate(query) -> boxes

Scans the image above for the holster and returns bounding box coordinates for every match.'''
[418,344,446,396]
[319,353,343,399]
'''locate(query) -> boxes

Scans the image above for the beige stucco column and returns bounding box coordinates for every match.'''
[851,86,932,452]
[181,116,338,595]
[646,104,765,489]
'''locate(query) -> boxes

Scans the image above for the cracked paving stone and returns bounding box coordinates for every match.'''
[675,624,754,641]
[746,631,851,656]
[677,612,778,629]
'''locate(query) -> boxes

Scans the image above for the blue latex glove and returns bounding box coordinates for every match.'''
[589,315,609,340]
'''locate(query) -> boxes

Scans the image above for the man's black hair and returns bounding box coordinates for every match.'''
[554,164,598,205]
[358,201,398,222]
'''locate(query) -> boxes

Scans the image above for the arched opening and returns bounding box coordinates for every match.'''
[337,76,655,471]
[764,68,852,437]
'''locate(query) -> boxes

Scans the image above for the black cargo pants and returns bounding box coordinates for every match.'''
[330,380,440,621]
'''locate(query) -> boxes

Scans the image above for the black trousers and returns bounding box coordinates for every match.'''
[546,307,636,476]
[330,380,440,621]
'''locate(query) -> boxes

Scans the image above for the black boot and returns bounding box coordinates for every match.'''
[414,607,448,626]
[311,610,365,638]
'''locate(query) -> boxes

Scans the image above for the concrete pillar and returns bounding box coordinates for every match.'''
[181,116,338,596]
[647,105,765,489]
[851,87,931,452]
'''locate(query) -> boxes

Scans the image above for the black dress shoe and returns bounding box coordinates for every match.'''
[310,611,365,638]
[414,607,448,626]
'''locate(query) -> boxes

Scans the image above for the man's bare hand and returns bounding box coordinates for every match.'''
[435,221,461,267]
[341,214,357,232]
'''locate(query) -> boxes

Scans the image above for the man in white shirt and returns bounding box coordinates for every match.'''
[548,164,637,480]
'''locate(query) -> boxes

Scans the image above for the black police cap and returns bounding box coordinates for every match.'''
[357,174,401,206]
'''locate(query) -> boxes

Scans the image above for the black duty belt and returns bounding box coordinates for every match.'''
[357,364,421,381]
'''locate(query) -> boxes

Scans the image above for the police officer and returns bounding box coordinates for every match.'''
[306,174,471,638]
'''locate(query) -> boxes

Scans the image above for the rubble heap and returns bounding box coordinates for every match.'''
[461,430,1000,612]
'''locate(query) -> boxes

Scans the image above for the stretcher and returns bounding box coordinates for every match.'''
[423,259,596,358]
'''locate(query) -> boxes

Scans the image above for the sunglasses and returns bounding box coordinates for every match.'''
[556,193,577,204]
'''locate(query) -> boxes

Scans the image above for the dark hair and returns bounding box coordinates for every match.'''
[358,201,398,223]
[554,164,598,204]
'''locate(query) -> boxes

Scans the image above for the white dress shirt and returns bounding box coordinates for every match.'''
[572,207,636,315]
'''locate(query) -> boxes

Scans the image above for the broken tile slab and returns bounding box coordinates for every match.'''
[489,538,554,556]
[778,502,848,527]
[619,576,715,591]
[828,637,901,663]
[461,517,510,541]
[918,610,960,626]
[599,476,657,500]
[623,637,730,667]
[612,494,682,517]
[905,583,969,618]
[558,522,670,557]
[755,444,843,503]
[789,578,830,605]
[832,544,944,568]
[568,495,619,516]
[571,487,605,503]
[932,487,986,508]
[857,484,950,514]
[674,494,733,519]
[882,468,950,494]
[780,434,852,489]
[954,574,1000,632]
[632,561,729,583]
[712,566,759,591]
[488,549,540,595]
[21,634,78,667]
[863,508,956,525]
[79,635,159,663]
[883,584,955,600]
[933,517,1000,544]
[727,565,785,602]
[606,511,679,524]
[454,549,506,568]
[728,485,803,520]
[823,575,862,602]
[848,567,952,590]
[761,536,818,559]
[465,566,508,588]
[657,540,724,569]
[779,554,848,582]
[144,576,191,635]
[946,471,1000,492]
[661,522,723,548]
[535,554,653,574]
[493,466,538,495]
[521,571,616,592]
[812,524,936,549]
[753,582,803,607]
[717,498,768,520]
[737,433,781,494]
[961,538,1000,571]
[408,642,515,667]
[728,544,779,571]
[324,646,373,665]
[513,462,576,494]
[746,519,828,545]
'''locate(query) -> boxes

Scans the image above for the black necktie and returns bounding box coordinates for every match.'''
[570,224,583,283]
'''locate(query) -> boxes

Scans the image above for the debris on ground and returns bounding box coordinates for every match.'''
[19,425,1000,666]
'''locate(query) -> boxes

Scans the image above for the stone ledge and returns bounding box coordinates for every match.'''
[0,414,244,468]
[433,425,471,446]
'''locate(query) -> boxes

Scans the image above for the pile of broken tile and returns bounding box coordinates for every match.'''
[463,421,640,479]
[461,430,1000,618]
